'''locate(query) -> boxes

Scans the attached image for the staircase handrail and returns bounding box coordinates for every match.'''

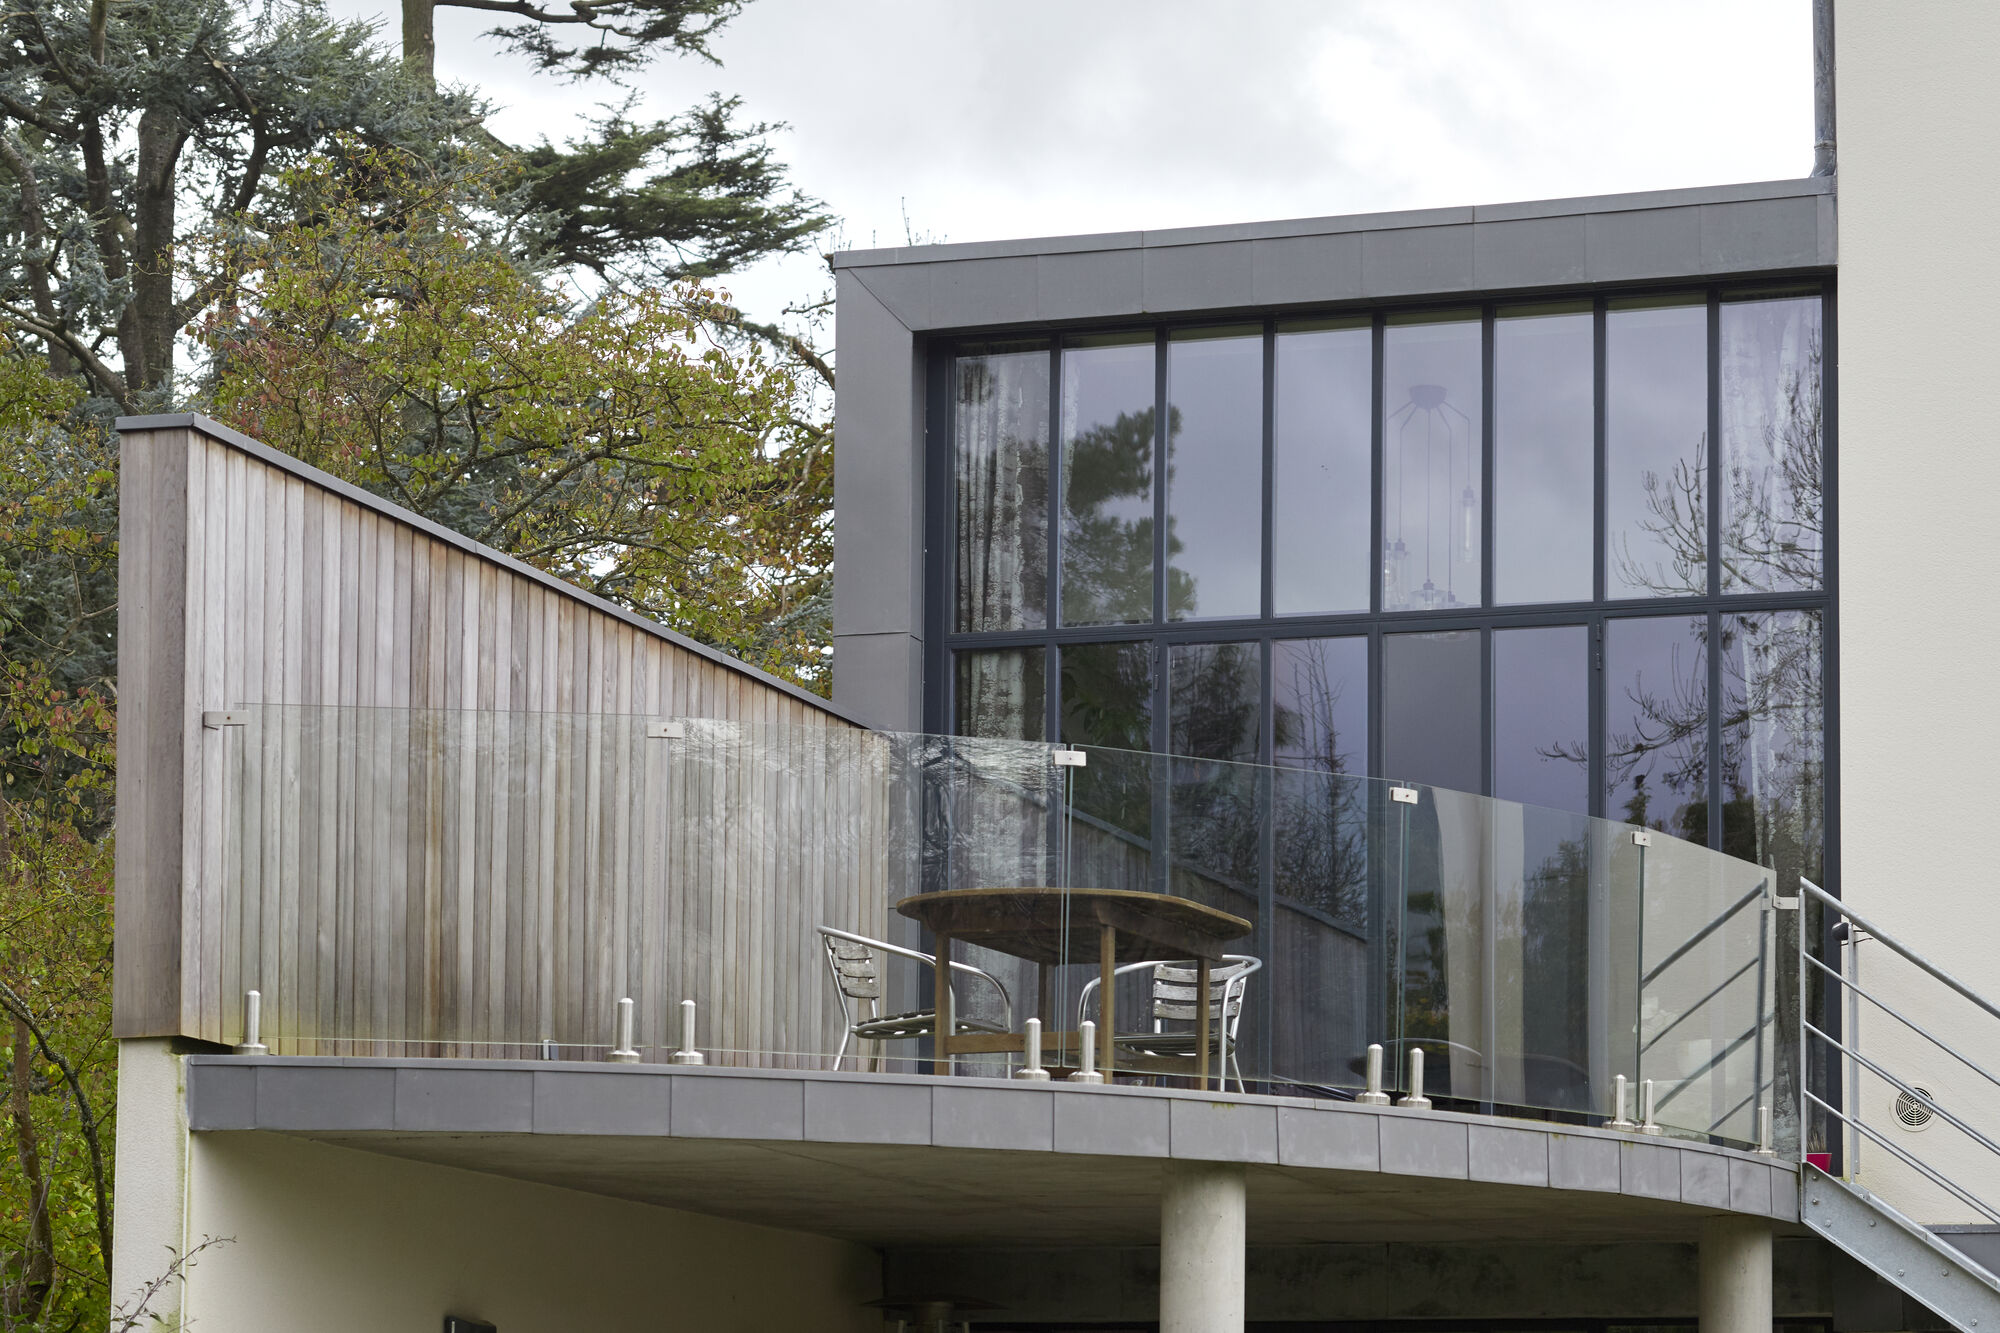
[1800,878,2000,1026]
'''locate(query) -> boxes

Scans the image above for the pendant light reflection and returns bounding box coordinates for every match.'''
[1385,381,1476,611]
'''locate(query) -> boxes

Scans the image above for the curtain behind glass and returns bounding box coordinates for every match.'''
[955,345,1051,632]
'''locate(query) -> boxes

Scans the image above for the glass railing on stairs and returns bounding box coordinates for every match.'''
[204,706,1790,1148]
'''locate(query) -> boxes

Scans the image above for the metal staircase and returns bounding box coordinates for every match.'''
[1797,879,2000,1330]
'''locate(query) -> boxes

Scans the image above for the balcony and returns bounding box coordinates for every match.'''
[202,705,1789,1151]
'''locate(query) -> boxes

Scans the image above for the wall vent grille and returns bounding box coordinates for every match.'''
[1894,1086,1935,1131]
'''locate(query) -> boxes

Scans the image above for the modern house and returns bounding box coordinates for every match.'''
[107,3,2000,1330]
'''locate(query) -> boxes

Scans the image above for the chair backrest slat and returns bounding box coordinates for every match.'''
[824,935,883,1000]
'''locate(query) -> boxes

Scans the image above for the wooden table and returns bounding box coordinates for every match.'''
[896,887,1253,1084]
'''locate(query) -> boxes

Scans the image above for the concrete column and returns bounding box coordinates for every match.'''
[110,1039,188,1327]
[1699,1216,1773,1333]
[1160,1160,1246,1333]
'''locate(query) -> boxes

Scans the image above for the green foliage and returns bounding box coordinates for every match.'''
[0,349,117,1330]
[201,150,832,690]
[518,96,830,284]
[0,0,472,407]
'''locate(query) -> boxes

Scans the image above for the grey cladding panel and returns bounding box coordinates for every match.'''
[1037,248,1144,322]
[1585,207,1704,283]
[1168,1099,1279,1163]
[933,1084,1056,1152]
[533,1069,673,1135]
[671,1073,806,1140]
[831,631,924,734]
[1053,1090,1170,1156]
[1549,1133,1621,1192]
[1277,1105,1379,1171]
[1473,214,1589,290]
[1701,195,1823,273]
[804,1078,932,1144]
[1380,1116,1469,1179]
[851,262,932,329]
[1360,224,1475,297]
[1142,241,1256,315]
[395,1068,534,1133]
[929,256,1039,329]
[1252,231,1364,307]
[831,272,922,641]
[1468,1124,1550,1187]
[256,1065,396,1131]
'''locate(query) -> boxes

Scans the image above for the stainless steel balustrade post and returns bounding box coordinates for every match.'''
[1639,1078,1662,1134]
[1608,1073,1637,1129]
[1015,1017,1050,1081]
[234,990,268,1056]
[1397,1046,1431,1110]
[1357,1043,1390,1105]
[671,998,705,1066]
[609,996,640,1063]
[1067,1020,1103,1084]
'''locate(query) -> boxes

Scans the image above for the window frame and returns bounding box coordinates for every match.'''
[924,279,1837,873]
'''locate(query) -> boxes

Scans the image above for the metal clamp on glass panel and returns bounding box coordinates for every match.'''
[1052,748,1087,767]
[1389,787,1418,805]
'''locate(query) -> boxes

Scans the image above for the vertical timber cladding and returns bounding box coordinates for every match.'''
[113,417,887,1063]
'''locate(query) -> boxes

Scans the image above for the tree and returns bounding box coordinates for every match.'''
[400,0,738,86]
[198,150,833,689]
[0,0,473,410]
[0,354,117,1330]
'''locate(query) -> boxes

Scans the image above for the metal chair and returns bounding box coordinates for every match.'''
[817,925,1013,1072]
[1077,955,1262,1092]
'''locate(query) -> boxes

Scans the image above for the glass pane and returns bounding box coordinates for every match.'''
[1494,306,1593,604]
[1059,641,1154,841]
[1169,642,1262,895]
[1721,295,1824,592]
[954,344,1050,631]
[1060,335,1156,626]
[1168,328,1263,620]
[953,648,1045,741]
[1493,625,1588,814]
[1273,320,1371,615]
[1604,615,1708,840]
[1607,298,1707,598]
[1272,636,1368,918]
[1383,314,1482,611]
[1720,608,1824,888]
[1272,637,1367,777]
[1382,629,1481,793]
[1168,641,1260,762]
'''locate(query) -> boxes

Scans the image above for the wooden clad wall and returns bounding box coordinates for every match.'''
[114,417,886,1058]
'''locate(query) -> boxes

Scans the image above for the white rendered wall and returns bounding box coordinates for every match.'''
[1835,0,2000,1221]
[174,1129,881,1331]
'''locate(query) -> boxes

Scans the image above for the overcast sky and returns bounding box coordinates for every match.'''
[332,0,1813,325]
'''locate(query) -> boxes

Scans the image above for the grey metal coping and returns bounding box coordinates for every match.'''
[184,1055,1798,1227]
[827,176,1835,334]
[831,177,1834,270]
[115,413,867,728]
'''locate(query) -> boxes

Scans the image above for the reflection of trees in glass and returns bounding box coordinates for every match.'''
[1064,406,1171,623]
[1060,641,1153,840]
[1272,643,1366,925]
[1169,643,1260,898]
[955,352,1049,632]
[1723,316,1823,593]
[1585,326,1824,852]
[1721,610,1824,888]
[1617,323,1823,599]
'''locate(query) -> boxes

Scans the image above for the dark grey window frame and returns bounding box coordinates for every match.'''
[925,278,1837,875]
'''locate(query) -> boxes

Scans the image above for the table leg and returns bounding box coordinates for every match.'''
[1196,955,1212,1089]
[1100,924,1117,1081]
[934,931,953,1076]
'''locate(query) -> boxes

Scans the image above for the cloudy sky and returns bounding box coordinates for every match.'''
[333,0,1813,324]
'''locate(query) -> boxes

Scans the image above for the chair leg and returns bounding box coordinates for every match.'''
[833,1029,850,1073]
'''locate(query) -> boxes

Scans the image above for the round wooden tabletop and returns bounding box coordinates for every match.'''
[895,886,1253,966]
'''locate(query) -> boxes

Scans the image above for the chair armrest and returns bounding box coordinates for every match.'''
[817,925,1013,1029]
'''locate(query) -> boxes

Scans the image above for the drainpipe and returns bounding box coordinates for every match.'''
[1812,0,1836,177]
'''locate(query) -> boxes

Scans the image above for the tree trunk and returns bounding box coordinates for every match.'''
[129,106,186,397]
[4,1014,53,1325]
[403,0,437,86]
